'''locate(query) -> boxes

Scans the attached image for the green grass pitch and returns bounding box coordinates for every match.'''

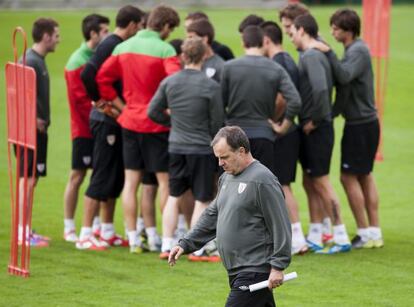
[0,5,414,306]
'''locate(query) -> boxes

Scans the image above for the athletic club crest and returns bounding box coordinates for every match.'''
[205,67,216,78]
[83,156,91,166]
[107,135,116,145]
[37,163,45,173]
[238,182,247,194]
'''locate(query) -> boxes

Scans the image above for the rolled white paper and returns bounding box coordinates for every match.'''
[249,272,298,292]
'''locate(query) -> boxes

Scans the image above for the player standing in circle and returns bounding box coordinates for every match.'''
[148,37,224,260]
[313,9,384,248]
[96,5,181,254]
[290,14,351,254]
[261,20,308,255]
[63,14,110,242]
[77,5,145,251]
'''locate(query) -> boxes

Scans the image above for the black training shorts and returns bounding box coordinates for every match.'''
[16,131,47,178]
[169,153,217,202]
[122,129,169,173]
[299,121,334,177]
[249,138,275,175]
[341,119,380,175]
[85,120,124,201]
[274,127,300,185]
[72,137,93,170]
[142,172,158,185]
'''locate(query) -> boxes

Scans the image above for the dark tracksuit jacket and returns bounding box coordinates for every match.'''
[147,69,224,154]
[202,54,225,83]
[179,160,292,275]
[221,55,301,141]
[23,49,50,127]
[272,51,300,135]
[81,34,123,127]
[212,40,234,61]
[325,39,377,125]
[298,48,334,125]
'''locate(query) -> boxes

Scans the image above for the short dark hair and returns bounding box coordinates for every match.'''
[185,11,209,22]
[242,25,264,48]
[169,39,183,55]
[116,5,145,28]
[147,5,180,32]
[330,8,360,38]
[82,14,109,41]
[181,37,206,65]
[211,126,251,153]
[279,3,309,21]
[261,21,283,45]
[32,18,59,43]
[187,19,215,45]
[294,14,318,39]
[238,14,264,33]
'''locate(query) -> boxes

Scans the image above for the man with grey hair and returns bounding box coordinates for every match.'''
[168,126,292,307]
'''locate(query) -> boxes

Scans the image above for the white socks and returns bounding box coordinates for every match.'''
[333,224,350,245]
[92,216,100,234]
[322,217,332,236]
[307,223,323,245]
[79,227,92,241]
[357,228,370,242]
[369,227,382,240]
[136,217,145,234]
[64,219,75,233]
[128,230,140,247]
[146,227,157,238]
[161,237,174,252]
[101,223,115,240]
[292,222,306,246]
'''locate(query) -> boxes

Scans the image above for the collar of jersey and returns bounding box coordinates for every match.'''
[137,29,161,39]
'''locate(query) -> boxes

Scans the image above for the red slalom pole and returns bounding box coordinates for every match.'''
[6,27,37,278]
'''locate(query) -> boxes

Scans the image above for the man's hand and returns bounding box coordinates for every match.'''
[112,96,125,112]
[268,268,284,290]
[273,94,286,122]
[303,120,316,135]
[104,104,121,118]
[268,118,292,136]
[36,118,47,133]
[168,246,184,267]
[92,99,108,110]
[310,40,331,53]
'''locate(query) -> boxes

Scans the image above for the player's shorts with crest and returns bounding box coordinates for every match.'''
[16,131,48,178]
[341,118,380,175]
[71,137,93,170]
[85,120,124,201]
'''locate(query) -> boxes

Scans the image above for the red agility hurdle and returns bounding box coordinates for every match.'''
[6,27,37,277]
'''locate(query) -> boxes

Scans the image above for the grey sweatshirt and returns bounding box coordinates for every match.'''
[326,39,377,125]
[202,54,225,83]
[222,55,301,141]
[23,49,50,127]
[298,48,333,125]
[148,69,224,154]
[273,51,300,135]
[179,160,292,275]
